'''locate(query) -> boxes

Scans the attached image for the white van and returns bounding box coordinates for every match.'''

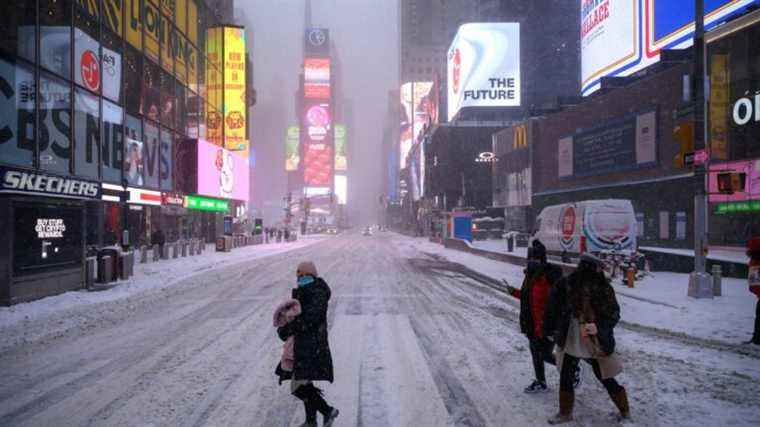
[533,199,637,255]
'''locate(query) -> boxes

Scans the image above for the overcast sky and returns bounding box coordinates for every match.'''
[239,0,399,223]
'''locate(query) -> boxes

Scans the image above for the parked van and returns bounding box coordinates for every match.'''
[533,199,637,255]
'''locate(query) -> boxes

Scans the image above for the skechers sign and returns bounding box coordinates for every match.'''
[0,166,100,199]
[447,23,521,121]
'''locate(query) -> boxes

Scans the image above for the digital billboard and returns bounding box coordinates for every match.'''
[581,0,760,96]
[334,124,347,171]
[334,175,347,205]
[400,82,433,169]
[303,101,333,188]
[708,159,760,203]
[223,27,248,157]
[305,58,331,99]
[197,139,250,201]
[447,23,521,121]
[286,125,300,171]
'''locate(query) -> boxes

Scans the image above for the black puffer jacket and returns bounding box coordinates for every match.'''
[277,278,334,382]
[544,269,621,355]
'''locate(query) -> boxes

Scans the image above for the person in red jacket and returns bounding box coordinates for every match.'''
[508,240,581,393]
[747,237,760,346]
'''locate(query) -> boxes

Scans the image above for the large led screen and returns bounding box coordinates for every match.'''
[400,82,433,169]
[581,0,759,96]
[197,139,250,201]
[302,101,333,187]
[285,125,300,171]
[447,23,520,121]
[305,58,331,99]
[223,27,248,157]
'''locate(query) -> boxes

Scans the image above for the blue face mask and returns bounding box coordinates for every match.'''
[297,275,315,287]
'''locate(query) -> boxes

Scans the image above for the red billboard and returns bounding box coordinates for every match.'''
[304,58,331,99]
[302,101,333,187]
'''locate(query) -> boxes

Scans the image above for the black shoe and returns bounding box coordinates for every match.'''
[573,364,584,389]
[323,407,339,427]
[524,380,548,394]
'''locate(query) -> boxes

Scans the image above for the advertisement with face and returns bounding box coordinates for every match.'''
[305,58,331,99]
[197,139,250,201]
[447,23,520,121]
[124,115,145,186]
[302,101,333,188]
[400,82,432,169]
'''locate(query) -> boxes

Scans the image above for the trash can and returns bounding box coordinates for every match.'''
[85,256,97,289]
[98,247,120,283]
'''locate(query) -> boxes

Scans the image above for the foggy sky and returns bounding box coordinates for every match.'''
[239,0,400,224]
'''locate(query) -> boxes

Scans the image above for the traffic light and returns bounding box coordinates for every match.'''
[673,121,695,169]
[716,172,746,194]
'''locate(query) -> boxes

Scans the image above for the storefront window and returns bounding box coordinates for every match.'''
[102,100,123,183]
[101,29,124,104]
[1,1,36,62]
[143,60,160,122]
[160,71,175,128]
[124,46,142,114]
[13,203,83,277]
[74,89,100,178]
[39,74,72,174]
[143,119,160,188]
[40,0,73,80]
[0,59,35,167]
[124,114,145,186]
[160,127,173,190]
[74,5,100,94]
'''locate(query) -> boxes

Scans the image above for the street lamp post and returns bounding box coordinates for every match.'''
[690,0,713,297]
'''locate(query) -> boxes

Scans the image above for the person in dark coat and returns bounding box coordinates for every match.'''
[277,261,339,427]
[507,240,580,394]
[747,236,760,345]
[544,254,630,424]
[151,229,166,253]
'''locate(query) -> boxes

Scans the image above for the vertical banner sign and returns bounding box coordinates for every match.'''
[206,27,223,146]
[223,27,247,157]
[710,54,729,160]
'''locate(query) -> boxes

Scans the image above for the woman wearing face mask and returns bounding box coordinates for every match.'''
[544,254,629,424]
[277,261,339,427]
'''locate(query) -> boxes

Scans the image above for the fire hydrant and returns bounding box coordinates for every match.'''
[626,266,636,288]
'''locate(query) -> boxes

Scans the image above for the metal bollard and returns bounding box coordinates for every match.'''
[190,240,197,256]
[161,244,169,260]
[125,251,134,278]
[712,264,723,297]
[152,244,160,262]
[182,242,188,257]
[140,246,148,263]
[172,243,179,258]
[85,256,97,289]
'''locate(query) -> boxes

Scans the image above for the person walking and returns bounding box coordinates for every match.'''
[746,236,760,345]
[277,261,339,427]
[507,240,581,394]
[544,254,630,424]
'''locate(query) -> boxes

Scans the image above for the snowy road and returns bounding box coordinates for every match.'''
[1,233,759,426]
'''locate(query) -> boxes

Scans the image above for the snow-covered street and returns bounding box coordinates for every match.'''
[1,232,759,426]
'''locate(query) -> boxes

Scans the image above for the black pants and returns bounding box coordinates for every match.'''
[754,298,760,343]
[293,384,331,422]
[559,353,623,394]
[529,337,556,383]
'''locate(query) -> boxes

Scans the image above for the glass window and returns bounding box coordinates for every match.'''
[101,29,123,104]
[0,58,35,167]
[40,0,73,79]
[142,60,160,121]
[124,45,142,114]
[159,127,173,190]
[175,82,186,135]
[39,74,72,174]
[160,71,175,128]
[124,114,145,186]
[143,119,160,188]
[0,1,36,62]
[74,89,100,178]
[102,100,123,183]
[13,203,83,277]
[74,8,101,93]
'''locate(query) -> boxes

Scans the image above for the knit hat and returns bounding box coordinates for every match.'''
[296,261,318,277]
[528,239,547,262]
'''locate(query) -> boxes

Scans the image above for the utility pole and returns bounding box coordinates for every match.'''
[690,0,713,297]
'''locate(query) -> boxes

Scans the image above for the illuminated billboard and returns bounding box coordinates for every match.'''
[581,0,759,96]
[334,175,347,205]
[286,125,300,171]
[305,58,331,99]
[447,23,521,121]
[303,101,333,188]
[400,82,433,169]
[223,27,248,156]
[197,139,250,201]
[334,124,347,171]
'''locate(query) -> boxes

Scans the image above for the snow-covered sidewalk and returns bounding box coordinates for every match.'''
[0,236,327,331]
[407,237,757,345]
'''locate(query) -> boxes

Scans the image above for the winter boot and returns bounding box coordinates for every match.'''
[293,385,318,426]
[609,388,631,421]
[547,391,574,425]
[524,380,549,394]
[323,407,340,427]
